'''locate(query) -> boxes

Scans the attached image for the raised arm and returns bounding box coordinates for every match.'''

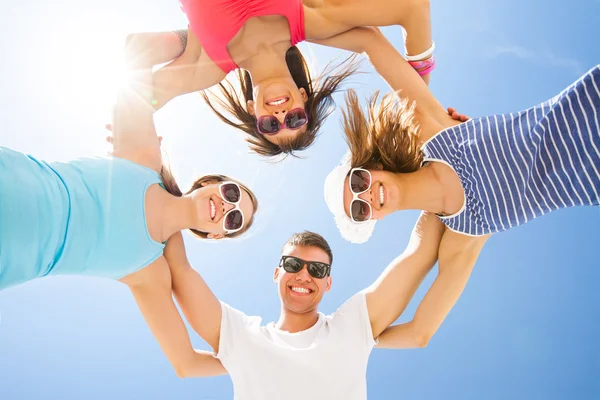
[375,231,489,348]
[307,0,431,55]
[119,256,227,378]
[163,232,223,353]
[150,28,226,110]
[110,50,162,171]
[364,212,445,339]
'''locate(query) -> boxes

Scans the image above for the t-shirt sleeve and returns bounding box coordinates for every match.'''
[330,291,376,351]
[216,301,258,362]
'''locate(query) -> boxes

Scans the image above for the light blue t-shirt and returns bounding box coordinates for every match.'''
[0,146,165,290]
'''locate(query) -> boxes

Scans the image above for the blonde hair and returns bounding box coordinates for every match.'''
[342,89,423,173]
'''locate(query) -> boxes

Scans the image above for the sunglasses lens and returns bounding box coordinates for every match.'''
[282,257,303,273]
[258,116,280,134]
[308,262,328,279]
[350,170,371,193]
[351,200,371,222]
[224,210,243,232]
[285,109,308,129]
[220,183,241,203]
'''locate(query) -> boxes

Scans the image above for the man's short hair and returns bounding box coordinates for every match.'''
[282,231,333,265]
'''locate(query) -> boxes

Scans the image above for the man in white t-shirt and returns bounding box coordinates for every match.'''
[162,212,475,400]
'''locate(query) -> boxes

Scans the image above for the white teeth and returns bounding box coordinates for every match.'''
[379,186,384,206]
[210,199,216,220]
[267,97,288,106]
[291,286,310,294]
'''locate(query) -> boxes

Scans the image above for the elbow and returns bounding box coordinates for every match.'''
[174,364,191,379]
[414,334,432,348]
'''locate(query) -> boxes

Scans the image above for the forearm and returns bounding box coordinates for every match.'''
[390,236,487,348]
[165,233,222,351]
[401,1,432,62]
[126,261,201,378]
[170,264,222,351]
[366,213,445,338]
[124,31,187,70]
[308,26,380,54]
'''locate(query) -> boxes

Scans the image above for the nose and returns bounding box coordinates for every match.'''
[272,109,288,123]
[358,189,373,204]
[295,265,312,282]
[221,200,235,215]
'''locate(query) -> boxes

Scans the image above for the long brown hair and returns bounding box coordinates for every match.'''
[201,46,360,158]
[342,89,423,173]
[159,163,259,239]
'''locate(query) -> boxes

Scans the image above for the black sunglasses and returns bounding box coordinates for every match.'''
[279,255,331,279]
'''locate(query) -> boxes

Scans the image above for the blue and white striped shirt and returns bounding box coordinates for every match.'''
[421,65,600,236]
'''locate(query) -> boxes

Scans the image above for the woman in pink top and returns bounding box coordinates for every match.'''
[126,0,435,158]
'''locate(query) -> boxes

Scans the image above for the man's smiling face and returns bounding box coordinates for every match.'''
[274,245,332,315]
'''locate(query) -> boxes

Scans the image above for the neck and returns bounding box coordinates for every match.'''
[243,48,293,87]
[275,307,320,334]
[393,166,447,214]
[157,191,197,242]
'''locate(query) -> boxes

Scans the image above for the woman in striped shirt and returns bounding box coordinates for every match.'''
[323,28,599,345]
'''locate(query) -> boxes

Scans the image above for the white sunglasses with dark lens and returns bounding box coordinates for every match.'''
[218,182,245,234]
[348,168,373,223]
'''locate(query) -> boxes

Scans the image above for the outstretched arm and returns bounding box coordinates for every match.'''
[365,212,445,339]
[163,232,223,353]
[375,231,489,348]
[308,0,432,56]
[121,29,226,112]
[119,256,227,378]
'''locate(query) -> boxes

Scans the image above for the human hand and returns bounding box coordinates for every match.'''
[447,107,469,122]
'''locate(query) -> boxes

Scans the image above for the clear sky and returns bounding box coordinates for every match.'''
[1,1,599,399]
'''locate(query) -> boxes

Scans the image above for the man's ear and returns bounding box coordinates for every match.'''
[273,267,281,282]
[207,233,225,240]
[324,276,332,292]
[247,100,255,116]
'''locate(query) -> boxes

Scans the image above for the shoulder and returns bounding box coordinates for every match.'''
[110,148,163,174]
[329,292,369,324]
[220,302,263,330]
[327,292,376,347]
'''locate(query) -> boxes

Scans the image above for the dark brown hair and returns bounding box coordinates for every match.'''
[201,46,360,158]
[282,231,333,266]
[342,89,423,173]
[159,164,259,239]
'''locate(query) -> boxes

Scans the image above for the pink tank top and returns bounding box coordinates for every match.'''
[179,0,306,74]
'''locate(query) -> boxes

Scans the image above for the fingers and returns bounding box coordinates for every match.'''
[105,135,113,144]
[447,107,470,122]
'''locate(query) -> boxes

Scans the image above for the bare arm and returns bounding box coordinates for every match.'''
[111,65,162,171]
[375,230,489,349]
[307,0,432,55]
[151,28,226,110]
[120,257,226,378]
[163,232,223,352]
[365,212,445,339]
[124,31,187,69]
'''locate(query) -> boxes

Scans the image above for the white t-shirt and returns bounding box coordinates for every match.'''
[217,292,376,400]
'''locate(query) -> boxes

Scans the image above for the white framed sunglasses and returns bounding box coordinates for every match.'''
[218,181,245,234]
[348,168,373,223]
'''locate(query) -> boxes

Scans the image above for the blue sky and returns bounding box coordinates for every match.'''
[1,1,599,399]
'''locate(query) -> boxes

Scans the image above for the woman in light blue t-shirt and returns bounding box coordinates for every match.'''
[0,42,259,374]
